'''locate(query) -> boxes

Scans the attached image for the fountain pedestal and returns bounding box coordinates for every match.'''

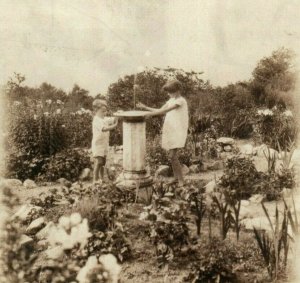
[114,111,153,189]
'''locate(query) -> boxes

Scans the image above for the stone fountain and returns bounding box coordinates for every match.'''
[114,110,153,189]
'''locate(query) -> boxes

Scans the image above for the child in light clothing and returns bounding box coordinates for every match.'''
[92,99,118,184]
[137,80,189,187]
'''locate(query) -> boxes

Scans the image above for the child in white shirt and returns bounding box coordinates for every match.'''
[92,99,118,184]
[137,80,189,187]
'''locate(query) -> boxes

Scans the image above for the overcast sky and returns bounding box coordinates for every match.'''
[0,0,299,95]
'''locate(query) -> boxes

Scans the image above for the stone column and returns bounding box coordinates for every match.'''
[114,111,152,189]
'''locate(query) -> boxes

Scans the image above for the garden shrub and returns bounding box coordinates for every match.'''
[185,238,238,283]
[0,186,39,282]
[146,135,193,173]
[254,107,298,150]
[39,148,91,182]
[220,155,260,200]
[220,155,295,201]
[70,197,117,231]
[5,100,94,180]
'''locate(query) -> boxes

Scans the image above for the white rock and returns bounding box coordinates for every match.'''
[224,145,232,152]
[282,188,292,198]
[239,205,254,219]
[23,179,37,189]
[45,246,64,260]
[240,144,254,155]
[256,144,278,158]
[155,165,171,178]
[36,222,55,240]
[205,180,216,194]
[253,157,269,172]
[242,216,274,231]
[189,164,200,174]
[241,200,250,206]
[1,178,22,187]
[20,234,34,247]
[207,160,223,170]
[57,178,72,188]
[79,168,92,181]
[13,204,42,221]
[217,137,235,145]
[181,164,189,176]
[249,194,264,204]
[26,217,45,234]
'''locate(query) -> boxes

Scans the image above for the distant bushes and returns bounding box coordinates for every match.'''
[4,100,92,181]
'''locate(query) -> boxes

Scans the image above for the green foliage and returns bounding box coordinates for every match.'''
[5,98,93,180]
[85,228,132,263]
[146,135,193,173]
[71,197,117,231]
[39,148,91,182]
[251,47,296,108]
[254,203,290,280]
[254,107,298,149]
[220,155,294,201]
[212,83,256,138]
[0,186,39,283]
[220,156,259,199]
[186,238,238,283]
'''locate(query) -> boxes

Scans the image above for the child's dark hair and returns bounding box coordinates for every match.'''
[162,80,182,93]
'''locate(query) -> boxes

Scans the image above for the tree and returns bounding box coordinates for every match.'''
[67,84,93,111]
[251,48,296,108]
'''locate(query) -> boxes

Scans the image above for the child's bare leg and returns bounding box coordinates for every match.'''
[93,157,101,183]
[168,149,184,186]
[98,156,106,181]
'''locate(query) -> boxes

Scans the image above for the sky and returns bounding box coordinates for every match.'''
[0,0,299,96]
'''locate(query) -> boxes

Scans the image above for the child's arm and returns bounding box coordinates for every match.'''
[102,118,118,132]
[137,102,167,112]
[145,104,179,117]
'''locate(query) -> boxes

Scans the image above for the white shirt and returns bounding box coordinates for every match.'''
[161,96,189,150]
[91,116,110,157]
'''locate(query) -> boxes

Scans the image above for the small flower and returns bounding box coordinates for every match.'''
[13,101,21,106]
[70,212,82,226]
[46,99,52,104]
[44,112,49,116]
[61,124,66,128]
[56,99,62,104]
[257,108,273,116]
[33,114,37,120]
[76,110,83,115]
[99,254,121,283]
[283,110,293,117]
[56,109,61,114]
[59,216,70,230]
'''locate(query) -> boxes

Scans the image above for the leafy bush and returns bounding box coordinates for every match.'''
[254,108,298,149]
[146,135,193,172]
[39,148,91,182]
[185,238,238,283]
[85,228,132,263]
[5,100,94,180]
[70,197,117,231]
[0,186,39,283]
[220,154,295,201]
[220,156,259,199]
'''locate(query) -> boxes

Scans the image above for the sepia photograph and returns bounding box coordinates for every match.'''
[0,1,300,282]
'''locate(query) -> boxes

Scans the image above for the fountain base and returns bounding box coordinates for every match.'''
[115,170,153,189]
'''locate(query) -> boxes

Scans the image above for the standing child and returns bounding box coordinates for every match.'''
[137,79,189,187]
[92,99,118,184]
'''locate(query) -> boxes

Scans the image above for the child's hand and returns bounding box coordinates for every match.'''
[144,112,152,120]
[136,102,146,110]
